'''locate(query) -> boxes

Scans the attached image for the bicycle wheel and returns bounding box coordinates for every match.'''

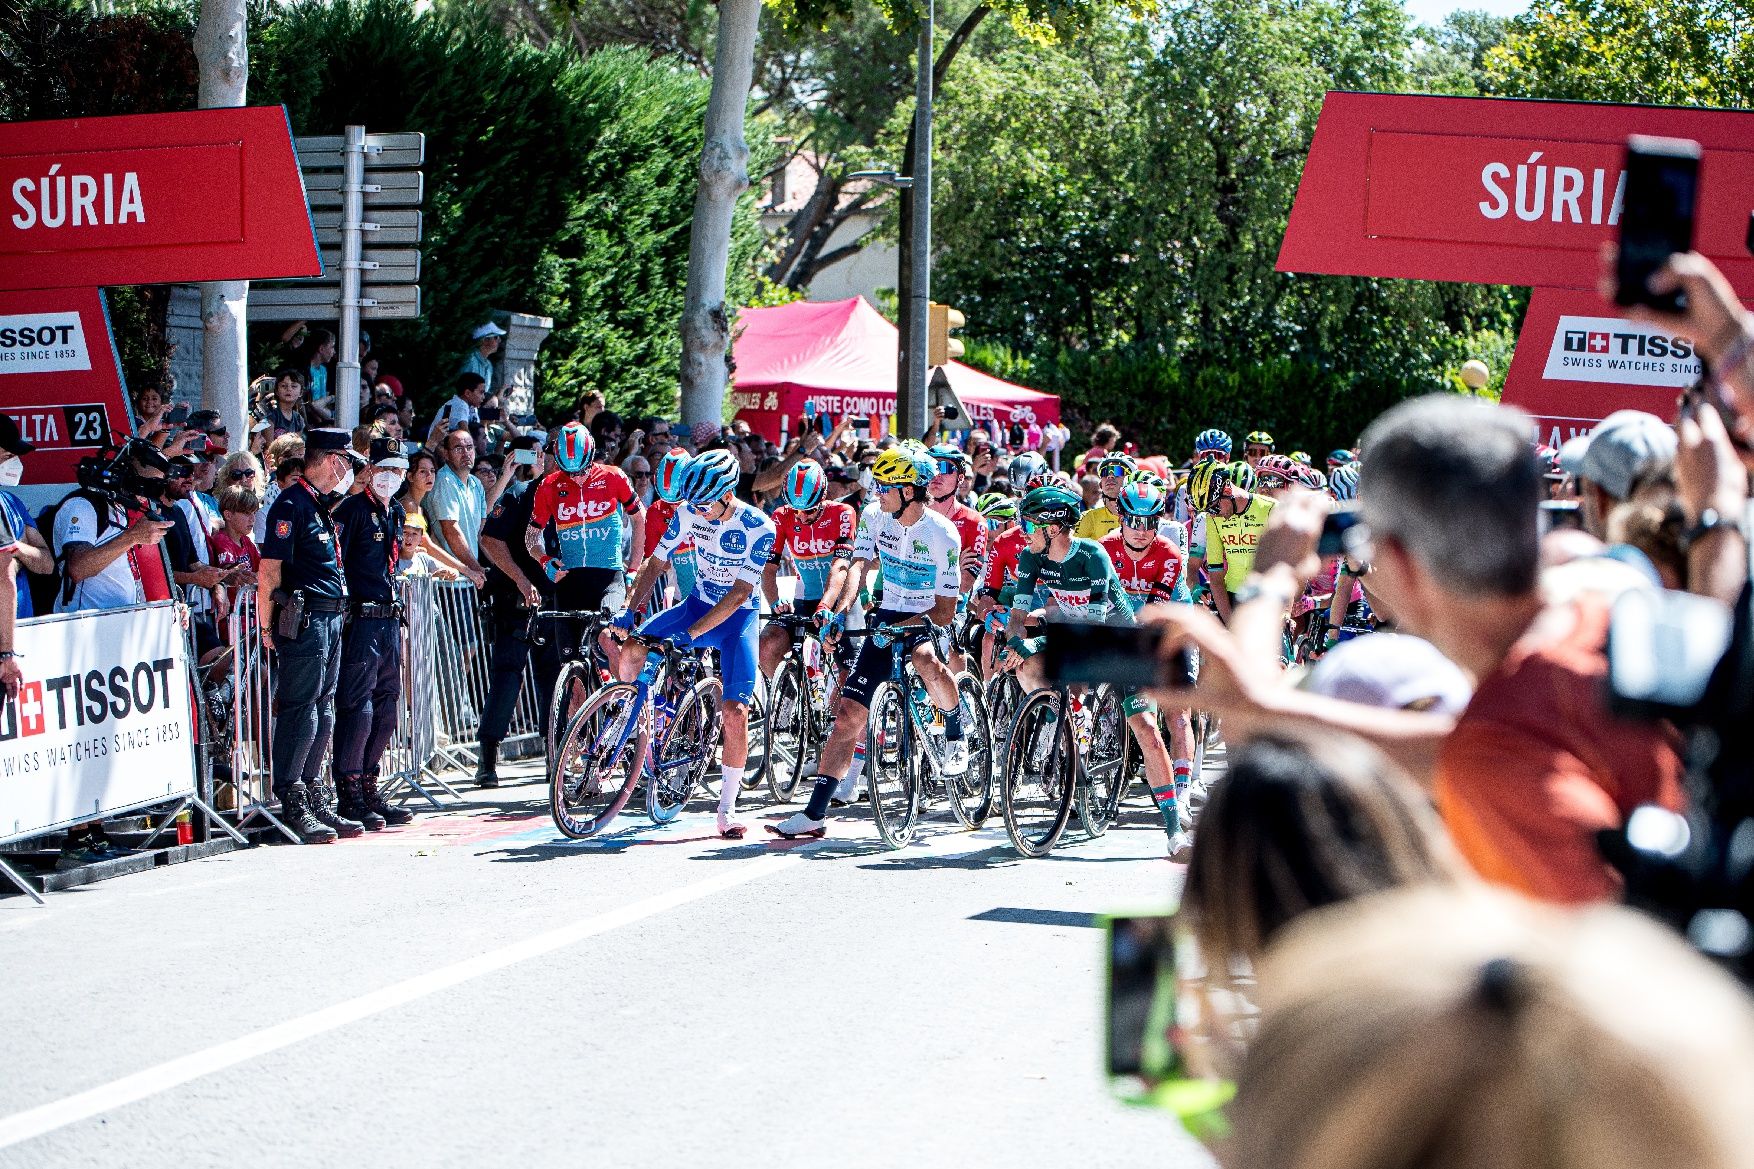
[550,684,644,839]
[1001,689,1076,857]
[985,671,1024,765]
[865,681,919,848]
[946,673,994,829]
[740,677,768,791]
[546,659,598,763]
[648,678,723,823]
[763,655,810,802]
[1078,685,1128,838]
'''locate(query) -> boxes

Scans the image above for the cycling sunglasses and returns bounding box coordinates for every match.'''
[1245,445,1272,458]
[873,482,901,495]
[935,459,963,475]
[1120,513,1157,530]
[1100,463,1131,478]
[1257,474,1289,491]
[1020,519,1041,535]
[1193,449,1227,463]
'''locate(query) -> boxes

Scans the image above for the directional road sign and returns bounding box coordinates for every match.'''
[302,170,423,208]
[272,247,421,286]
[312,208,424,247]
[294,132,425,170]
[247,284,421,322]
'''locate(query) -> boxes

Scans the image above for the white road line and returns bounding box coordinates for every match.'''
[0,853,801,1151]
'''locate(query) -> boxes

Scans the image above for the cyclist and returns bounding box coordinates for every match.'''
[1242,429,1275,469]
[760,459,856,678]
[1073,451,1135,540]
[1321,460,1371,651]
[643,447,696,608]
[1170,428,1231,546]
[618,449,776,839]
[1326,448,1356,472]
[926,444,987,596]
[1096,480,1196,844]
[973,491,1026,676]
[1007,450,1052,495]
[771,445,965,839]
[1255,453,1299,499]
[1189,459,1274,623]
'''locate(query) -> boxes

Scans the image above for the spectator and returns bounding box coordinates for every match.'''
[257,434,306,542]
[426,372,488,448]
[52,440,176,614]
[620,454,652,511]
[473,455,499,498]
[133,386,168,435]
[262,368,308,437]
[1223,886,1754,1169]
[209,485,261,626]
[462,322,504,394]
[1558,410,1677,540]
[0,416,54,621]
[641,419,675,464]
[396,513,457,579]
[576,390,605,427]
[397,452,473,581]
[369,403,403,442]
[297,328,338,422]
[219,449,264,497]
[185,408,231,456]
[247,417,272,458]
[1078,422,1119,472]
[1149,396,1685,905]
[590,410,625,463]
[429,427,489,586]
[162,455,225,658]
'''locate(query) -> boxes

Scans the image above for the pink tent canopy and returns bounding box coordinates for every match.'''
[728,296,1059,442]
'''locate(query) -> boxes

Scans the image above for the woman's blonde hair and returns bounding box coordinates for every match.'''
[263,433,305,471]
[1223,886,1754,1169]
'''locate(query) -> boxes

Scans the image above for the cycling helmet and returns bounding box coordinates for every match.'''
[975,492,1017,524]
[1019,484,1083,529]
[1228,460,1258,493]
[1127,468,1169,492]
[1326,449,1356,469]
[1289,450,1312,465]
[1329,461,1361,502]
[1245,430,1275,450]
[654,447,689,503]
[1096,452,1138,478]
[783,459,827,510]
[1007,451,1051,491]
[1257,453,1298,481]
[680,448,740,504]
[1194,429,1232,459]
[928,442,970,470]
[871,445,937,488]
[555,421,595,473]
[1116,479,1168,520]
[1186,460,1231,513]
[1288,463,1327,491]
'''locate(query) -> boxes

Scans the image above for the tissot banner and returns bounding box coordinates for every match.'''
[0,603,197,846]
[0,106,321,290]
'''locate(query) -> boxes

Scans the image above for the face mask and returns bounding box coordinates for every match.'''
[335,465,355,495]
[371,471,403,500]
[0,457,21,488]
[858,469,876,496]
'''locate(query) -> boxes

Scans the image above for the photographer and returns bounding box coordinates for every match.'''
[51,441,177,614]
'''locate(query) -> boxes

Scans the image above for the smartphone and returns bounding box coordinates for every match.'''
[512,447,537,466]
[852,416,871,438]
[803,400,817,425]
[1106,913,1178,1081]
[403,440,422,457]
[1317,504,1364,557]
[166,403,190,426]
[480,405,503,422]
[944,404,961,421]
[1606,585,1734,721]
[1615,136,1701,313]
[1538,499,1584,536]
[1042,620,1194,690]
[188,434,209,453]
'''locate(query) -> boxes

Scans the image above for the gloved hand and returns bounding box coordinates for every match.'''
[539,556,566,584]
[670,630,696,651]
[611,609,639,632]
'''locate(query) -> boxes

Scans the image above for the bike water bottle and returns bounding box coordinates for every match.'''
[636,650,662,686]
[910,678,939,729]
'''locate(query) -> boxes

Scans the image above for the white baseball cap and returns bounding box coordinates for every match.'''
[1302,633,1473,716]
[472,322,507,340]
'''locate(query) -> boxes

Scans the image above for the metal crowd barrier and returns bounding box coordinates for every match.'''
[221,575,544,822]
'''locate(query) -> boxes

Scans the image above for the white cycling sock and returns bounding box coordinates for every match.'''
[717,765,744,819]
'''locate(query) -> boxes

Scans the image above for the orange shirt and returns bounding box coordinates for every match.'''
[1435,596,1684,904]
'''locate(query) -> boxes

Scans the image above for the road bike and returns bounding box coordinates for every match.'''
[529,607,618,763]
[548,636,723,838]
[862,622,993,848]
[761,612,841,802]
[1000,681,1131,857]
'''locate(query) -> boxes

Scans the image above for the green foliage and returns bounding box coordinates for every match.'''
[1407,10,1511,96]
[1484,0,1754,107]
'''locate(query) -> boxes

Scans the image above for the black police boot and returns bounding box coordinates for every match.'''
[361,772,413,826]
[279,784,338,845]
[475,740,500,789]
[336,775,386,831]
[307,775,365,838]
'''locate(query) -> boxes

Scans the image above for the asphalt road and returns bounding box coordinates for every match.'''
[0,761,1213,1169]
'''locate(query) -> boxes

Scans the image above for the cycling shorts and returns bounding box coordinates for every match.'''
[556,567,626,614]
[636,596,760,706]
[841,608,937,710]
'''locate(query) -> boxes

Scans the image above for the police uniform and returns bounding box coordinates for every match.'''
[474,439,553,786]
[330,440,415,828]
[260,429,362,841]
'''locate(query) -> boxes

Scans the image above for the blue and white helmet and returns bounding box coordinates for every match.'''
[1194,429,1232,460]
[1329,461,1361,502]
[681,449,741,505]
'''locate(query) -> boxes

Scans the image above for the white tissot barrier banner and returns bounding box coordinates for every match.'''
[0,601,198,846]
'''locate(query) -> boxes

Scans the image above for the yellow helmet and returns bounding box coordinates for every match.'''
[871,445,937,487]
[1186,459,1231,514]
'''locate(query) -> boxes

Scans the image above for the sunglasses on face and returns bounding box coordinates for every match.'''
[1121,514,1157,530]
[1020,519,1041,535]
[1259,474,1289,490]
[228,468,257,480]
[935,461,962,475]
[632,471,653,481]
[874,482,900,495]
[1195,450,1225,462]
[1246,446,1271,457]
[1101,464,1130,478]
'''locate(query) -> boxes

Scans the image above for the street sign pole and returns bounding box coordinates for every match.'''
[335,124,366,430]
[901,0,933,441]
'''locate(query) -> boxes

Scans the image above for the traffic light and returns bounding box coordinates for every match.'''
[927,302,966,367]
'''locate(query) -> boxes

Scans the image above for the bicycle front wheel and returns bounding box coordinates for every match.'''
[764,655,810,802]
[946,672,994,829]
[866,681,919,848]
[741,677,769,792]
[648,678,723,823]
[1001,689,1075,858]
[547,659,598,764]
[550,683,644,839]
[985,671,1024,764]
[1077,685,1128,838]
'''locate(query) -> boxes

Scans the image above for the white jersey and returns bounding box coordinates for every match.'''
[657,499,774,608]
[853,503,961,614]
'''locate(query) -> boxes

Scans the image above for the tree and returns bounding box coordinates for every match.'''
[195,0,250,442]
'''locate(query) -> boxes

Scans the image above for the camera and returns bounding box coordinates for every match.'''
[74,439,173,521]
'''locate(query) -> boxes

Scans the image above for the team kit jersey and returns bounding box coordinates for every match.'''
[1207,494,1275,592]
[645,497,697,599]
[1073,502,1120,541]
[934,501,987,576]
[1003,537,1131,624]
[529,465,641,570]
[853,505,962,614]
[982,526,1028,596]
[772,501,856,601]
[1100,531,1190,611]
[657,500,775,607]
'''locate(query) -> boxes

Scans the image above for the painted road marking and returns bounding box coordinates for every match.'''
[0,853,802,1151]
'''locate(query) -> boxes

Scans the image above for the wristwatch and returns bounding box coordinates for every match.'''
[1681,507,1737,552]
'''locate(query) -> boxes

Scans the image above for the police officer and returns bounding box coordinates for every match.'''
[257,428,364,844]
[474,433,553,787]
[331,439,416,829]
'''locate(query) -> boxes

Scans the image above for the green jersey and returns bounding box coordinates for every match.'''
[1002,537,1134,626]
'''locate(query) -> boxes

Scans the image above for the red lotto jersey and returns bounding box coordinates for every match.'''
[1100,531,1184,606]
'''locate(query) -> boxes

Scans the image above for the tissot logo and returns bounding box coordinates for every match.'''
[1543,314,1701,389]
[1563,331,1612,354]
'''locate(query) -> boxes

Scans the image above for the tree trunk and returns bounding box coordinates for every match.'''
[678,0,761,427]
[195,0,249,442]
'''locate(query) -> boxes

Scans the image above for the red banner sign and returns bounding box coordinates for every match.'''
[0,106,320,291]
[0,286,131,508]
[1278,92,1754,297]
